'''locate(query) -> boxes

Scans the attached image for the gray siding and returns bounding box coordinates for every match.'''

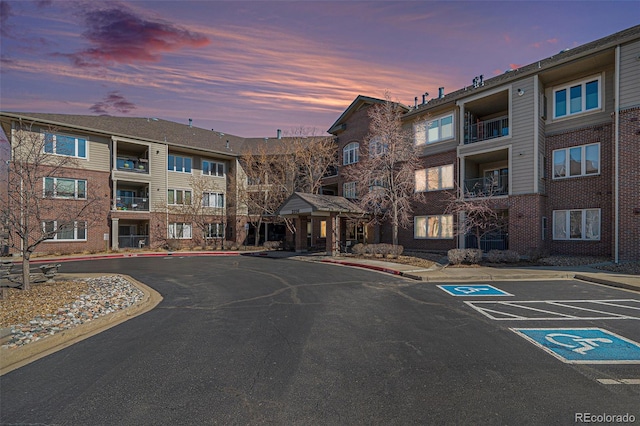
[619,39,640,109]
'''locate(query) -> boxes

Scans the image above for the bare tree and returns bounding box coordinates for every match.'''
[444,182,509,250]
[2,124,106,290]
[343,93,424,248]
[287,127,338,194]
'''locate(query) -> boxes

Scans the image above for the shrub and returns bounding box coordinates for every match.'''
[263,241,281,250]
[466,249,483,264]
[448,248,483,265]
[487,250,521,263]
[351,243,366,255]
[351,243,403,257]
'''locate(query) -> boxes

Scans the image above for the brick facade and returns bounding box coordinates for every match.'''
[618,107,640,261]
[545,123,614,257]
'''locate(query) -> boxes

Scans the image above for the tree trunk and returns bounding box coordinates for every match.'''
[22,250,31,291]
[392,204,399,248]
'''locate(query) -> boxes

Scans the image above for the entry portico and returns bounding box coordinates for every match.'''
[277,192,364,255]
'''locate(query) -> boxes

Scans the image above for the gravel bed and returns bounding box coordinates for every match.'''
[1,276,144,349]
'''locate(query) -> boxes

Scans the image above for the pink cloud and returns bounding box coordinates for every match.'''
[546,38,558,44]
[65,5,210,67]
[90,91,136,114]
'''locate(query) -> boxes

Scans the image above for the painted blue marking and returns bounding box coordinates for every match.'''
[512,328,640,363]
[438,284,512,297]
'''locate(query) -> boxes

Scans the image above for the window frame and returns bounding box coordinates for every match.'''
[168,222,192,239]
[42,220,87,241]
[43,177,87,199]
[552,76,601,119]
[168,154,193,173]
[415,164,454,192]
[43,133,87,159]
[343,142,360,165]
[417,114,454,146]
[552,208,601,241]
[343,181,357,199]
[202,160,225,177]
[552,143,600,179]
[414,215,454,239]
[167,188,192,205]
[202,192,225,208]
[204,223,224,239]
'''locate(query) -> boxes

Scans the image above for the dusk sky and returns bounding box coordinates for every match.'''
[1,1,638,137]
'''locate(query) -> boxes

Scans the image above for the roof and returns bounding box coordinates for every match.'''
[327,95,409,135]
[278,192,364,216]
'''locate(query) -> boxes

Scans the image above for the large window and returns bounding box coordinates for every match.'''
[343,142,359,165]
[44,177,86,199]
[169,222,192,239]
[415,164,454,192]
[369,137,387,157]
[43,220,87,241]
[414,215,453,239]
[343,181,357,199]
[168,189,192,205]
[44,133,87,158]
[553,143,599,179]
[553,209,600,240]
[415,114,454,146]
[203,160,224,177]
[202,192,224,208]
[204,223,224,239]
[553,76,600,119]
[168,154,192,173]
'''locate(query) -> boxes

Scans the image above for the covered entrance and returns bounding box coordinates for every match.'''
[277,192,364,255]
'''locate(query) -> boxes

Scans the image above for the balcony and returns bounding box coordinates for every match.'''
[464,116,509,144]
[464,173,508,197]
[118,235,149,249]
[117,157,149,174]
[115,196,149,211]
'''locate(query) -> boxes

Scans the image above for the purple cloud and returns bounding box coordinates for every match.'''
[0,1,13,37]
[66,5,210,67]
[90,91,136,114]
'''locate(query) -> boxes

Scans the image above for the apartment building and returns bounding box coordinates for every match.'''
[327,25,639,262]
[1,25,638,261]
[0,114,254,255]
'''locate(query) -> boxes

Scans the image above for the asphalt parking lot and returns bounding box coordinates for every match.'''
[1,256,638,425]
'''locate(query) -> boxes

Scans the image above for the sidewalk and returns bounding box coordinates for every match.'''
[288,253,640,293]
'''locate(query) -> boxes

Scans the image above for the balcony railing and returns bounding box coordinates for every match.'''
[465,116,509,144]
[118,235,149,249]
[117,158,149,173]
[115,196,149,211]
[464,175,509,197]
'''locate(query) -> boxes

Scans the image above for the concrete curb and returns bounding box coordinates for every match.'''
[0,274,163,376]
[574,274,640,292]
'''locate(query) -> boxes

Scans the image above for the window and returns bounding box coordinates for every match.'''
[44,133,87,158]
[415,164,454,192]
[203,160,224,177]
[168,154,192,173]
[168,189,192,205]
[202,192,224,208]
[343,181,357,199]
[552,209,600,240]
[553,77,600,118]
[542,216,548,240]
[204,223,224,239]
[414,215,453,239]
[553,143,599,179]
[169,222,192,239]
[343,142,359,165]
[43,177,86,199]
[43,221,87,241]
[416,114,454,145]
[369,137,387,157]
[320,221,327,238]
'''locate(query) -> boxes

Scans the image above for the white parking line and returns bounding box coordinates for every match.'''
[465,299,640,321]
[597,378,640,385]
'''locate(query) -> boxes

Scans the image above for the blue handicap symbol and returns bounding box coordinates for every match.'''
[513,328,640,363]
[438,284,512,297]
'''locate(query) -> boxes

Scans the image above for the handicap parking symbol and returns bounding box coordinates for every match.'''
[512,328,640,364]
[438,284,513,297]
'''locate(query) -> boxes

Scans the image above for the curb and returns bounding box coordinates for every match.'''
[24,251,243,264]
[0,274,163,376]
[574,274,640,292]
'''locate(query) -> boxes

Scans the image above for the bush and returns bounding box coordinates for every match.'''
[487,250,521,263]
[351,243,403,257]
[351,243,366,255]
[448,248,483,265]
[263,241,281,250]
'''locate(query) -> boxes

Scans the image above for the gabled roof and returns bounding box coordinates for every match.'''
[278,192,364,216]
[327,95,409,135]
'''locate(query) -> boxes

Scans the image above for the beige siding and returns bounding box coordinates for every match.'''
[509,78,536,194]
[619,39,640,109]
[149,143,167,212]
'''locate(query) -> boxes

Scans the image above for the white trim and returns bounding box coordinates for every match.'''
[552,74,602,119]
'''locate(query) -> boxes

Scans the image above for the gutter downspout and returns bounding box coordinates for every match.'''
[614,46,620,264]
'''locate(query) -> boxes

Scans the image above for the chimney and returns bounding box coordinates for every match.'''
[414,97,418,108]
[188,118,192,128]
[277,129,282,139]
[438,87,445,99]
[422,94,427,104]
